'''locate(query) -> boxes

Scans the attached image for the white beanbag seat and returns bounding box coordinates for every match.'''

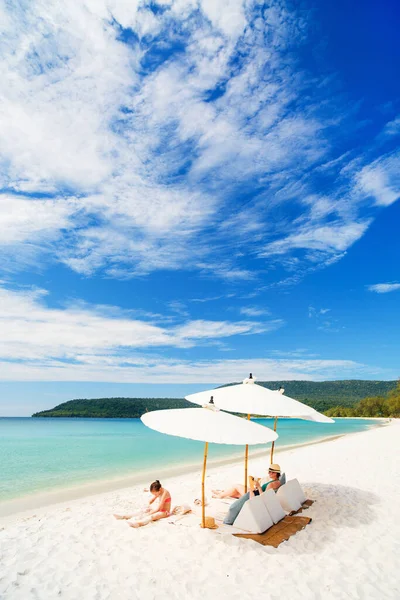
[261,489,286,524]
[291,478,306,504]
[233,494,274,534]
[277,479,306,513]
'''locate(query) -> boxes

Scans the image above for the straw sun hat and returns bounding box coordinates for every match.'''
[269,463,281,473]
[201,516,218,529]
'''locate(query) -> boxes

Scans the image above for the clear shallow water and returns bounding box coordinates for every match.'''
[0,417,382,502]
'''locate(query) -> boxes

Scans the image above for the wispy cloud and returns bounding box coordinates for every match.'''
[308,306,340,332]
[167,301,190,318]
[262,221,371,257]
[0,0,399,286]
[0,282,389,381]
[381,115,400,138]
[368,283,400,294]
[355,151,400,207]
[240,306,270,317]
[174,319,281,340]
[190,294,235,303]
[270,349,320,358]
[0,353,371,385]
[309,307,331,318]
[0,283,282,363]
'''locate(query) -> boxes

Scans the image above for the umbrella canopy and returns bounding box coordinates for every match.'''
[141,405,278,445]
[141,402,278,528]
[186,376,334,471]
[185,377,334,423]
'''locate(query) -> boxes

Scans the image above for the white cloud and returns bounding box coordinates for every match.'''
[308,306,338,332]
[0,2,133,191]
[261,220,371,256]
[382,116,400,138]
[270,349,319,358]
[175,318,283,339]
[356,151,400,207]
[199,0,246,38]
[197,263,256,281]
[167,301,189,317]
[0,1,331,276]
[240,307,269,317]
[190,294,235,303]
[0,284,282,364]
[0,0,398,284]
[309,306,331,318]
[0,0,220,275]
[368,283,400,294]
[0,194,77,244]
[0,282,385,382]
[0,354,370,384]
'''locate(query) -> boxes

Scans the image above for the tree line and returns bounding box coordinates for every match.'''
[325,381,400,418]
[32,397,192,418]
[31,380,399,418]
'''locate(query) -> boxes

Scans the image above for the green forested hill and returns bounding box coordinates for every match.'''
[32,397,192,418]
[32,380,398,418]
[255,380,397,412]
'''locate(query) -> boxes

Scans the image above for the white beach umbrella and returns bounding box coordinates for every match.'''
[141,400,278,528]
[186,375,334,486]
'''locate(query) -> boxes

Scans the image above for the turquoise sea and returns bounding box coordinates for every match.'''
[0,417,382,504]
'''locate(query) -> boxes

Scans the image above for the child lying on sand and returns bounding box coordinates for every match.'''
[114,480,171,528]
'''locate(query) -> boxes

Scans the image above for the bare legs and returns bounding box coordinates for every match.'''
[114,507,149,520]
[128,511,167,528]
[212,484,245,499]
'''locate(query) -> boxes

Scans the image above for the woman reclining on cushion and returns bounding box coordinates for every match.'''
[222,464,283,526]
[213,464,282,499]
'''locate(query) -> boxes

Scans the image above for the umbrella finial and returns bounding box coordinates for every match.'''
[203,396,219,411]
[279,386,285,394]
[243,373,255,385]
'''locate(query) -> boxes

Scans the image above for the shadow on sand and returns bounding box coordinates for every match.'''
[264,481,380,554]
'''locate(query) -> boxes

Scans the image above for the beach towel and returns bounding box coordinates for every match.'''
[233,515,312,547]
[289,499,314,515]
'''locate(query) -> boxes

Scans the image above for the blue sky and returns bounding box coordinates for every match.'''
[0,0,399,416]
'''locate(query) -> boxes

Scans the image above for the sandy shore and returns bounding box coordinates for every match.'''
[0,421,399,599]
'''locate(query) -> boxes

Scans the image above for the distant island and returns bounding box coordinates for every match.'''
[32,379,399,418]
[33,397,192,418]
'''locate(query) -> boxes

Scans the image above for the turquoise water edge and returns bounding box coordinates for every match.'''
[0,417,382,504]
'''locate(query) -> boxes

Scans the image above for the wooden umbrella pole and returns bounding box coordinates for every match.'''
[201,441,208,528]
[244,414,250,492]
[269,416,278,463]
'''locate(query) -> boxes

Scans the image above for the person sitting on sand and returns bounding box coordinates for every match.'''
[114,480,171,528]
[221,464,283,526]
[213,464,282,499]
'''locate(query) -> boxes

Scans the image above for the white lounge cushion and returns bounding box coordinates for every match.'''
[277,480,303,513]
[289,478,306,505]
[233,494,274,534]
[261,489,286,524]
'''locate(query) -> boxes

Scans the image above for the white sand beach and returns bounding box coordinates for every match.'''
[0,420,399,600]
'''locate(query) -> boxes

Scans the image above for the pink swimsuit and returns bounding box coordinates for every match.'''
[159,494,171,516]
